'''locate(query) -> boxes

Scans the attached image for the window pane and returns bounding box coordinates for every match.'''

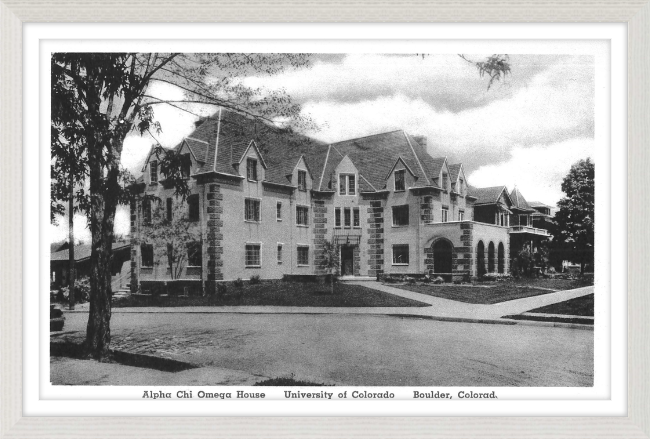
[143,199,152,224]
[276,202,282,220]
[245,199,260,222]
[395,170,405,191]
[392,205,409,226]
[187,242,202,266]
[150,161,158,183]
[339,175,346,195]
[188,194,199,222]
[247,158,257,180]
[141,244,154,267]
[245,244,261,266]
[298,247,309,265]
[348,175,355,195]
[296,206,308,225]
[335,208,341,227]
[277,244,283,263]
[344,208,351,227]
[392,245,409,264]
[353,208,359,227]
[298,170,307,191]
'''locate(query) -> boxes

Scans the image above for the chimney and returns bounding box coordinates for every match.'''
[413,135,427,148]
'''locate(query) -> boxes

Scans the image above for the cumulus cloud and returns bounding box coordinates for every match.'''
[467,138,595,206]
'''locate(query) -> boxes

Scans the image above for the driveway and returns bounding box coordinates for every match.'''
[54,312,593,387]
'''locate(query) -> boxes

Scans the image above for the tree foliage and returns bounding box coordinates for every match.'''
[139,199,202,280]
[458,54,511,90]
[51,52,314,358]
[319,240,340,295]
[553,158,595,274]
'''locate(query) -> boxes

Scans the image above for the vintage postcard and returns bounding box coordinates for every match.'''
[36,32,617,415]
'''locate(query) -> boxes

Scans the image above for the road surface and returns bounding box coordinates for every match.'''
[55,312,593,386]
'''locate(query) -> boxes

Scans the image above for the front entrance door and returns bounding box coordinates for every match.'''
[341,246,354,276]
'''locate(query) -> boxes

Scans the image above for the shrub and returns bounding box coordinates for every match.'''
[481,272,512,282]
[250,275,261,285]
[60,276,91,303]
[233,278,244,288]
[216,283,228,297]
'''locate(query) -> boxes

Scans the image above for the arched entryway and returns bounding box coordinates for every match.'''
[433,239,453,281]
[476,240,486,278]
[488,242,495,273]
[498,242,505,273]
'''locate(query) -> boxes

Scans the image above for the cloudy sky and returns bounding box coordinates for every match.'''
[52,53,595,243]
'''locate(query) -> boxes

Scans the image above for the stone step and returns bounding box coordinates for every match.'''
[339,276,376,282]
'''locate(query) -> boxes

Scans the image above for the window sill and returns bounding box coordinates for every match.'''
[296,224,309,228]
[298,188,307,192]
[393,189,405,193]
[277,219,282,222]
[392,263,410,266]
[391,224,410,228]
[297,264,310,267]
[245,265,261,269]
[277,261,283,264]
[245,220,261,224]
[248,179,259,183]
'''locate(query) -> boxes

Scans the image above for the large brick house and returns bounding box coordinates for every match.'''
[129,109,532,294]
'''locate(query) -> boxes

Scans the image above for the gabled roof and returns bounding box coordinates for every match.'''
[509,187,536,211]
[320,130,436,192]
[51,242,130,262]
[528,200,553,209]
[470,185,511,205]
[448,163,462,183]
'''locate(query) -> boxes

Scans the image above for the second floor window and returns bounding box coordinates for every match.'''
[276,202,282,221]
[187,242,202,267]
[335,208,341,227]
[245,198,261,222]
[143,198,152,225]
[339,174,356,195]
[181,154,191,179]
[247,158,258,181]
[353,208,360,227]
[459,210,465,221]
[441,207,449,223]
[344,208,351,227]
[394,169,405,191]
[298,170,307,191]
[392,205,409,226]
[141,244,154,267]
[296,205,309,226]
[188,194,200,222]
[150,160,158,183]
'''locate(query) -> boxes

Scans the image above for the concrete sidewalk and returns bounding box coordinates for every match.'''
[63,282,594,328]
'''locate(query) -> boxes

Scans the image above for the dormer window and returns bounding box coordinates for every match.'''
[247,158,258,181]
[339,174,356,195]
[459,178,465,195]
[442,173,448,192]
[298,170,307,191]
[394,170,405,192]
[150,160,158,184]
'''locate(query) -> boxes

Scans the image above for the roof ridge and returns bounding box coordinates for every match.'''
[186,136,209,144]
[330,129,403,145]
[331,145,345,158]
[318,145,332,191]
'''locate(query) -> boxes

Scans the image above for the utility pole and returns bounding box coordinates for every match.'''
[68,160,75,311]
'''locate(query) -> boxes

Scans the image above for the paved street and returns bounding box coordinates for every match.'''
[55,312,593,387]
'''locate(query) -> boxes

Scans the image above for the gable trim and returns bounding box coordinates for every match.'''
[318,145,332,191]
[385,156,417,182]
[238,139,268,169]
[212,107,222,173]
[404,131,431,185]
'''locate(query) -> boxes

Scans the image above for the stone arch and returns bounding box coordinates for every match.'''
[488,241,495,273]
[476,240,486,278]
[498,242,505,273]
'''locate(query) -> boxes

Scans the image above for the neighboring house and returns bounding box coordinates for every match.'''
[129,108,514,294]
[50,242,131,289]
[528,201,556,230]
[471,185,551,272]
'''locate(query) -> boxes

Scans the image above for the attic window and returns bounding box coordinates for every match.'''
[394,170,405,192]
[442,173,449,192]
[459,178,465,196]
[339,174,355,195]
[247,158,258,181]
[298,170,307,191]
[150,160,158,184]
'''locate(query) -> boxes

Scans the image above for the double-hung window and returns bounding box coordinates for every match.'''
[141,244,154,267]
[441,207,449,223]
[353,208,360,227]
[335,208,341,228]
[245,244,261,267]
[339,174,356,195]
[296,205,309,226]
[150,160,158,184]
[298,170,307,191]
[276,201,282,221]
[297,246,309,266]
[188,194,200,222]
[392,205,409,226]
[247,158,258,181]
[422,196,434,224]
[394,169,405,191]
[344,208,351,228]
[392,244,409,265]
[277,244,283,263]
[245,198,261,222]
[187,242,202,267]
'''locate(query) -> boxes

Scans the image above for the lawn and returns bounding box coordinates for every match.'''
[393,282,556,305]
[507,278,593,291]
[527,294,594,316]
[112,281,430,308]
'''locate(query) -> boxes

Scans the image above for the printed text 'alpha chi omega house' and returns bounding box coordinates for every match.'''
[129,108,549,295]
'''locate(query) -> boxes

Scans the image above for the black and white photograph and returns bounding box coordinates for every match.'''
[48,49,597,391]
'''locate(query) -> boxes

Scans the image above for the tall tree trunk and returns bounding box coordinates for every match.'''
[68,168,75,311]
